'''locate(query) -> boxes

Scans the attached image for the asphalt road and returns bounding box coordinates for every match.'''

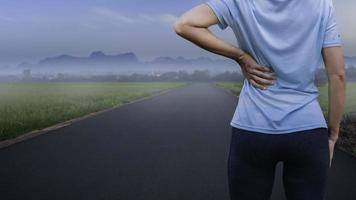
[0,82,355,200]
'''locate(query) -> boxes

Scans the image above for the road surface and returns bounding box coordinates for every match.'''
[0,82,355,200]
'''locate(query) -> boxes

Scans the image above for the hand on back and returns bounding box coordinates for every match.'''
[235,52,276,90]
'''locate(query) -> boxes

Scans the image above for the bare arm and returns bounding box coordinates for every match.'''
[174,4,244,62]
[321,46,346,142]
[173,3,275,89]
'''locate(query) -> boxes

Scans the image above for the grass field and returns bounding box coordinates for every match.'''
[0,82,189,141]
[215,81,356,115]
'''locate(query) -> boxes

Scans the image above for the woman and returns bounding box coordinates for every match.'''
[174,0,345,199]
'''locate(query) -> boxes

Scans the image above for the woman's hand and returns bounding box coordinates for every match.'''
[328,128,338,168]
[327,126,339,168]
[328,138,336,168]
[235,51,276,90]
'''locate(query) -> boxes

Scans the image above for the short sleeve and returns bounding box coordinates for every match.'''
[322,1,342,48]
[204,0,231,30]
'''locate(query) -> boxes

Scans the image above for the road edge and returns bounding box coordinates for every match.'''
[210,82,240,98]
[0,82,191,149]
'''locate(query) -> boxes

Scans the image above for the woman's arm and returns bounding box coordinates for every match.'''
[174,4,244,62]
[173,3,276,90]
[321,46,346,142]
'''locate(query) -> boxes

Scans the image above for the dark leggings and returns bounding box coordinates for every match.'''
[228,127,330,200]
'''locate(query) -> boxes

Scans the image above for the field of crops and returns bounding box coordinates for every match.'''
[0,82,189,141]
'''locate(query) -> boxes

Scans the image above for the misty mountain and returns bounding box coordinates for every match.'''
[15,50,355,71]
[37,51,140,68]
[8,50,238,76]
[13,51,236,69]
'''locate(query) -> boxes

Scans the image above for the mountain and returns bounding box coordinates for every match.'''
[16,50,236,69]
[37,51,139,67]
[12,50,238,76]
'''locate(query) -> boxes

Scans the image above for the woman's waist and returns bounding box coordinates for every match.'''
[240,80,321,110]
[237,88,325,123]
[242,78,320,97]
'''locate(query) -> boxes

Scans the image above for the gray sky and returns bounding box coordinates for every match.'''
[0,0,354,66]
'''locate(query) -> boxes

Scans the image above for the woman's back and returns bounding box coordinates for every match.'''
[205,0,342,134]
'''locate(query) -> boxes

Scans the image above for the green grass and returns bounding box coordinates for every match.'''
[215,81,244,95]
[0,82,189,141]
[215,81,356,115]
[317,82,356,115]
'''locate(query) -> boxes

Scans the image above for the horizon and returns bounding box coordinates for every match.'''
[6,49,356,68]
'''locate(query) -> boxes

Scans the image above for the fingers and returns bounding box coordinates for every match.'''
[250,74,274,86]
[250,69,276,82]
[241,61,277,90]
[254,69,276,80]
[255,64,274,73]
[247,65,276,89]
[252,65,276,77]
[249,78,267,90]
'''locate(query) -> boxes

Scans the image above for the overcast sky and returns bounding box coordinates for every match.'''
[0,0,354,66]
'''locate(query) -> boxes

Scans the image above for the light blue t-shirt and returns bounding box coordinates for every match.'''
[205,0,343,134]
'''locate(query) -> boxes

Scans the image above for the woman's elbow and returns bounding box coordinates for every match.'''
[174,4,212,36]
[329,72,346,83]
[328,66,346,83]
[174,17,188,36]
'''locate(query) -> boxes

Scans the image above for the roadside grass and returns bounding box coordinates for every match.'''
[215,81,243,95]
[0,81,189,141]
